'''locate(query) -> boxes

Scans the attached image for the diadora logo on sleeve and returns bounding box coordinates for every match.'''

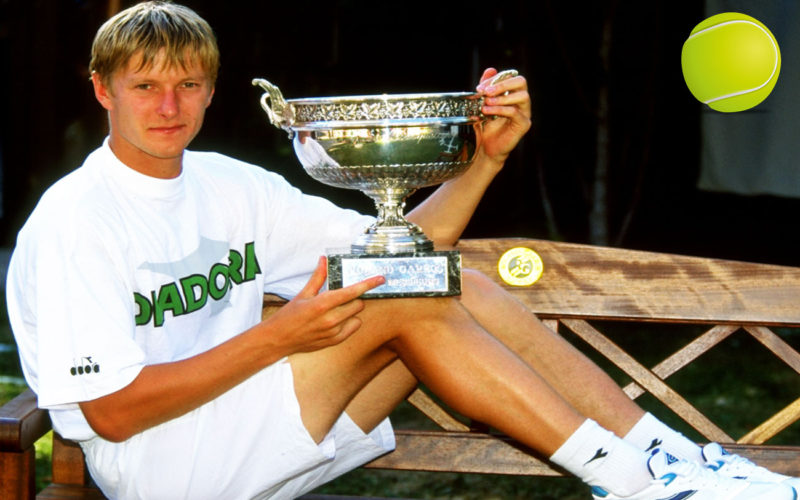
[70,356,100,376]
[134,240,262,327]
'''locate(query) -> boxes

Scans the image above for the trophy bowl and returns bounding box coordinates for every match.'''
[252,78,495,254]
[252,72,516,296]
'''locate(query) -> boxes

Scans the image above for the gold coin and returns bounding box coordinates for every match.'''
[497,247,544,287]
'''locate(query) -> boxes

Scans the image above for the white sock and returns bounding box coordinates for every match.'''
[550,419,652,497]
[624,412,704,463]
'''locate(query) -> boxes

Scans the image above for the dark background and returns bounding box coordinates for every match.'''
[2,0,799,266]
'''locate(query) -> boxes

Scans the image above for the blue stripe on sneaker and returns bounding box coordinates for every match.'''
[665,491,696,500]
[660,472,678,486]
[590,486,609,497]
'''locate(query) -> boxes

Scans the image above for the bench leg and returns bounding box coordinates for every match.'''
[0,447,36,500]
[52,433,89,486]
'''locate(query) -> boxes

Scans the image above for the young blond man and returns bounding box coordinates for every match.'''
[7,2,799,499]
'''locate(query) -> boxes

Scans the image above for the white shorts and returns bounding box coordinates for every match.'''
[79,359,395,500]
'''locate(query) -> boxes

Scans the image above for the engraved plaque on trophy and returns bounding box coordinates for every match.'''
[252,72,515,298]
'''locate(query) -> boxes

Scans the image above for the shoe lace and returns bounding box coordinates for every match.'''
[707,452,763,477]
[592,455,725,499]
[655,456,722,489]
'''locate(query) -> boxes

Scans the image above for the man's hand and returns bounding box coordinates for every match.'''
[474,67,532,168]
[262,257,386,354]
[404,68,531,247]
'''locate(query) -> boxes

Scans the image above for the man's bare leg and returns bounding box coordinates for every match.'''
[344,359,418,434]
[304,270,644,437]
[289,295,585,456]
[285,275,798,499]
[457,270,645,437]
[334,270,643,439]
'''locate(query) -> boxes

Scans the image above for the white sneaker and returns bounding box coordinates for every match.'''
[591,449,796,499]
[703,442,800,492]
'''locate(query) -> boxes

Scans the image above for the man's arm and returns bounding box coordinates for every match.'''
[406,68,532,246]
[79,258,384,442]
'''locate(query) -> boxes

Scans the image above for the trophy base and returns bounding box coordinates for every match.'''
[327,250,462,298]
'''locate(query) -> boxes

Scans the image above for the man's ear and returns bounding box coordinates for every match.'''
[206,86,215,108]
[91,72,113,111]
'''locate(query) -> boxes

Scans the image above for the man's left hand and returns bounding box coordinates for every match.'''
[475,67,532,168]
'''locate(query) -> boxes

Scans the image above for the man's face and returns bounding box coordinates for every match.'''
[92,50,215,178]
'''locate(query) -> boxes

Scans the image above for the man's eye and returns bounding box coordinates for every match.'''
[135,84,152,90]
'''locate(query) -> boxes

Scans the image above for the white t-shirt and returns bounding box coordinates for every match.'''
[6,139,374,441]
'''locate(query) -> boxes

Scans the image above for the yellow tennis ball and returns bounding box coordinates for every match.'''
[681,12,780,112]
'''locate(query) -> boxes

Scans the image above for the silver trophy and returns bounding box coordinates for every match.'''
[253,71,516,297]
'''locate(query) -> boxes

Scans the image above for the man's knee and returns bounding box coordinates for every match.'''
[462,268,504,301]
[359,294,465,337]
[367,294,461,318]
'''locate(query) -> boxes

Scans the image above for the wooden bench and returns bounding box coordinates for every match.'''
[2,237,800,499]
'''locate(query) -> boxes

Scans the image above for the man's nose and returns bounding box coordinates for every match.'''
[158,90,178,118]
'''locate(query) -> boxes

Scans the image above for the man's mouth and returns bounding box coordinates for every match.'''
[149,125,185,134]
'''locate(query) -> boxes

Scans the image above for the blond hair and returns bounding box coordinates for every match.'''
[90,1,219,85]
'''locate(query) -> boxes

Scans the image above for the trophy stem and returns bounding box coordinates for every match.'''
[352,188,434,254]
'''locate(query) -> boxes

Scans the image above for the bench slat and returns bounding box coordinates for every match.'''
[366,430,562,476]
[458,238,800,325]
[37,483,106,499]
[366,431,800,477]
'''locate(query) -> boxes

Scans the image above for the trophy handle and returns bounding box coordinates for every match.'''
[252,78,295,137]
[479,69,519,121]
[487,69,519,87]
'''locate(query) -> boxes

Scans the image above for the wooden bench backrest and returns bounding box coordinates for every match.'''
[458,238,800,325]
[368,238,800,476]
